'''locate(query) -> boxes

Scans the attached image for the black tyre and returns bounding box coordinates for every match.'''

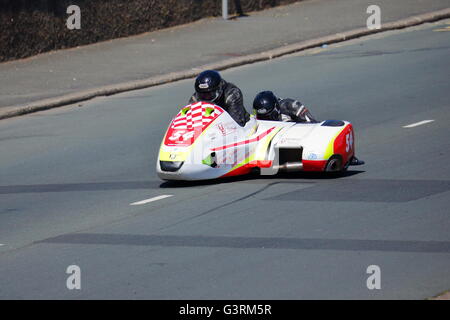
[325,155,344,173]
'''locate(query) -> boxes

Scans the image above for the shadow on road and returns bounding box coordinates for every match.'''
[159,170,366,189]
[0,171,366,194]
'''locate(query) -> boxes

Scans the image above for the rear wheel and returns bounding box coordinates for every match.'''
[325,155,344,173]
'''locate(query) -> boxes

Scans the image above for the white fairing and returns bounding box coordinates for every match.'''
[272,121,350,161]
[157,102,352,181]
[157,109,259,180]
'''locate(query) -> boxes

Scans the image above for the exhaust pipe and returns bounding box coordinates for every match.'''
[272,162,303,172]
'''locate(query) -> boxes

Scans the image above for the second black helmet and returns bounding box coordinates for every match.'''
[253,91,280,120]
[194,70,224,103]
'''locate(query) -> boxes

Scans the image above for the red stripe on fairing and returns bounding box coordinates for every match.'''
[302,160,327,172]
[211,127,276,152]
[222,165,253,178]
[220,160,273,178]
[164,103,224,147]
[224,159,328,176]
[249,160,273,168]
[333,124,354,165]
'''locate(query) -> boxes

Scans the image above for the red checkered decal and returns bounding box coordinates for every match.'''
[164,102,224,147]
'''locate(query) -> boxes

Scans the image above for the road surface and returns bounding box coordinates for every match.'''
[0,21,449,299]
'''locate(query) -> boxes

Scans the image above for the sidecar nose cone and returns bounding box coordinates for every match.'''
[160,161,184,172]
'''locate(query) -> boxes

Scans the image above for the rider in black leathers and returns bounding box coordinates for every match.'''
[189,70,250,127]
[253,91,316,123]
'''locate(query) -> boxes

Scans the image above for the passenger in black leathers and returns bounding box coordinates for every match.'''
[253,91,365,166]
[189,70,250,127]
[253,91,316,123]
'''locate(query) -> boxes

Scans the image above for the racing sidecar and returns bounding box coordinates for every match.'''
[157,101,359,181]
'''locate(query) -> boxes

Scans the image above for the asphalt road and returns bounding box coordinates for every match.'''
[0,21,449,299]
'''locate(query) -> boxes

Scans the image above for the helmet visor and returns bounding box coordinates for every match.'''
[197,90,220,102]
[256,105,280,121]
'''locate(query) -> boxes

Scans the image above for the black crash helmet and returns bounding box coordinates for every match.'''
[253,91,280,120]
[194,70,224,103]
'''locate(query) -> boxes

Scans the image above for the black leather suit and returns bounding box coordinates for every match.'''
[278,98,317,123]
[189,81,250,127]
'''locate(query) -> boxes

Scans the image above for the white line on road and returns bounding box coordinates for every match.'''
[403,120,434,128]
[130,195,173,206]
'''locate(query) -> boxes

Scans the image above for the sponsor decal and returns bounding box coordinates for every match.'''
[217,122,238,136]
[307,153,318,160]
[218,124,226,136]
[279,137,302,145]
[257,108,267,114]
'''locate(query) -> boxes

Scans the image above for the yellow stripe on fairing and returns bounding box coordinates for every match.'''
[246,121,258,137]
[159,150,189,161]
[229,127,282,172]
[324,125,347,159]
[254,127,282,161]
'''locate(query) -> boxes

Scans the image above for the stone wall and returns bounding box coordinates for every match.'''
[0,0,303,62]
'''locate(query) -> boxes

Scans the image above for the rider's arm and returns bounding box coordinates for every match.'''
[289,100,317,123]
[224,86,250,127]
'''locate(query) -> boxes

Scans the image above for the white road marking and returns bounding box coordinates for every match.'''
[403,120,434,128]
[130,195,173,206]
